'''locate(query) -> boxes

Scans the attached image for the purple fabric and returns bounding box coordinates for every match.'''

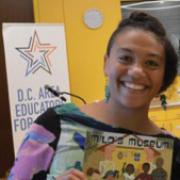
[9,124,55,179]
[27,123,55,143]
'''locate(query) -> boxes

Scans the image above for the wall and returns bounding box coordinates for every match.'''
[33,0,121,105]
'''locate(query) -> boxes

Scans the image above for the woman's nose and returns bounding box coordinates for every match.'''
[127,63,146,79]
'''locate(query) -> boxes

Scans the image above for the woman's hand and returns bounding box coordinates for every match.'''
[56,169,87,180]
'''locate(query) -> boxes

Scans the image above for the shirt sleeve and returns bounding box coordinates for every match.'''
[8,108,61,180]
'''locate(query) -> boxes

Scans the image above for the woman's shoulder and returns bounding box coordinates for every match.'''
[33,103,78,133]
[159,129,180,148]
[160,129,180,141]
[79,101,109,121]
[35,103,78,121]
[54,102,79,114]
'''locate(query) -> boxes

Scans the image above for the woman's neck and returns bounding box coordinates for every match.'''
[106,100,149,126]
[80,100,162,135]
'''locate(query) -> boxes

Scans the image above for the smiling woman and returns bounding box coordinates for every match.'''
[8,11,180,180]
[104,29,165,109]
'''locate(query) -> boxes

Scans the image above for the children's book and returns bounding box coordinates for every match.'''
[83,130,174,180]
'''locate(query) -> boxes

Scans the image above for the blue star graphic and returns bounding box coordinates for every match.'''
[16,30,56,76]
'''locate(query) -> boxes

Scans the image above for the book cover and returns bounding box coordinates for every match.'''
[83,130,174,180]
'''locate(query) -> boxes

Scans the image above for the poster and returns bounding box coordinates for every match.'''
[2,23,70,155]
[84,131,174,180]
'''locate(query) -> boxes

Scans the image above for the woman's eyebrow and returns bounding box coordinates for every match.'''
[147,52,162,59]
[116,47,133,53]
[117,48,162,58]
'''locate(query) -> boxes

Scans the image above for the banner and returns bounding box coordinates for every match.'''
[2,23,70,155]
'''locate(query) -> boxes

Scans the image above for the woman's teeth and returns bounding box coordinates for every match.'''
[124,82,145,90]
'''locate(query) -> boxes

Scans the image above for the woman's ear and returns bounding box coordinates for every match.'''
[104,54,110,76]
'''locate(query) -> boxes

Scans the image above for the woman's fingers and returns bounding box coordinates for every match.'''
[56,169,86,180]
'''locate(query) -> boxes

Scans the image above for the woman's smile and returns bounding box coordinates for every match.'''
[121,81,147,91]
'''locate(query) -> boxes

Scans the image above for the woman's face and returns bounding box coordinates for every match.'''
[104,29,165,109]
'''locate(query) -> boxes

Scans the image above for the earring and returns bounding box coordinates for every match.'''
[105,84,110,103]
[160,94,167,110]
[105,78,110,103]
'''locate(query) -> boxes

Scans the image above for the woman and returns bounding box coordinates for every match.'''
[8,11,180,180]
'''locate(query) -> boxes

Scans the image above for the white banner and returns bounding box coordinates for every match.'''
[2,23,70,155]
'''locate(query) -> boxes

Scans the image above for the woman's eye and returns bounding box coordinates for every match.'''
[118,55,132,64]
[145,60,159,69]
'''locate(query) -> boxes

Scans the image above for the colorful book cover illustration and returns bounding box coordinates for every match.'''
[83,131,174,180]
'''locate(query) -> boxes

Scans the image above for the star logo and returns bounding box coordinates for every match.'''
[16,30,56,76]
